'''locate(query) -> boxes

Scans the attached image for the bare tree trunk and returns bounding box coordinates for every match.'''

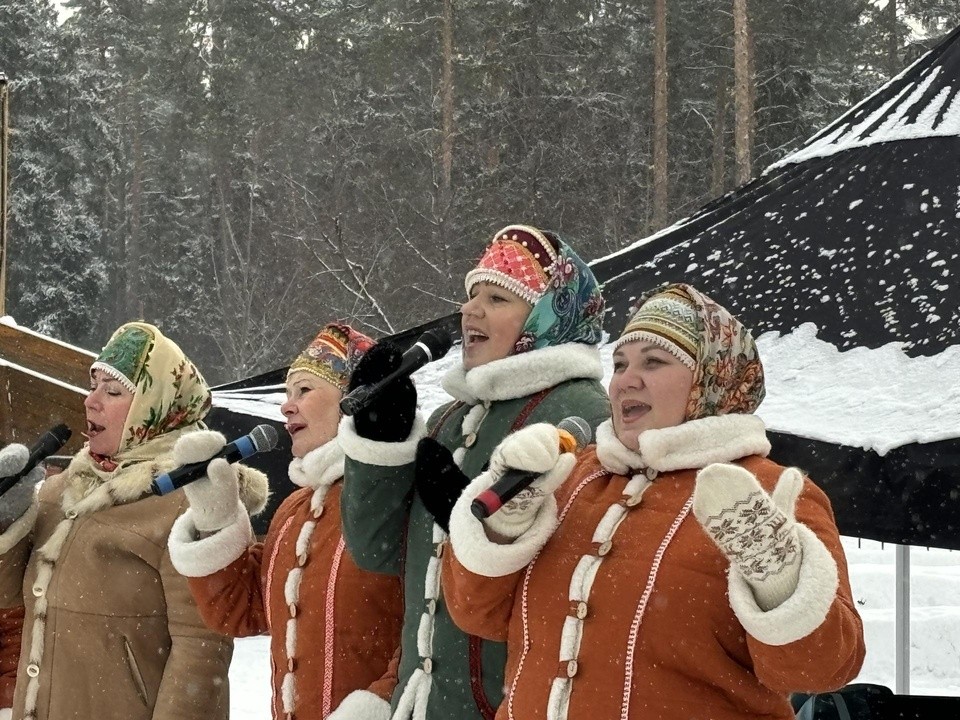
[886,0,899,76]
[438,0,456,259]
[125,110,144,319]
[710,67,729,197]
[0,76,9,315]
[652,0,669,230]
[733,0,753,185]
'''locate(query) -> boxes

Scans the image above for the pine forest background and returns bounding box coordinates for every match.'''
[1,0,957,384]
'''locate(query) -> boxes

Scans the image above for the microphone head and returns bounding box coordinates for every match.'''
[250,424,280,453]
[48,423,73,445]
[419,327,453,359]
[558,416,591,451]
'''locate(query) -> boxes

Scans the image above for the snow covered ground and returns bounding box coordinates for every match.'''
[227,538,960,716]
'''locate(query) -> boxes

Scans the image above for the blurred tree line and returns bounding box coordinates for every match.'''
[1,0,956,382]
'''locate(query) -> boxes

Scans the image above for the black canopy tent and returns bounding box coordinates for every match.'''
[589,24,960,553]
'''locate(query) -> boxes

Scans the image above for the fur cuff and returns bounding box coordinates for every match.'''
[449,471,558,577]
[728,523,839,646]
[168,500,254,577]
[0,502,38,555]
[328,690,391,720]
[237,465,270,516]
[338,414,427,467]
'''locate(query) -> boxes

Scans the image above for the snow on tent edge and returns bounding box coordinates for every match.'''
[213,326,960,457]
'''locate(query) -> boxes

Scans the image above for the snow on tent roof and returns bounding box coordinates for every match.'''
[586,25,960,550]
[592,26,960,357]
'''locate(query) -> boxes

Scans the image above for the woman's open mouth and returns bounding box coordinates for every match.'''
[85,420,105,438]
[620,401,650,422]
[465,329,488,347]
[286,423,305,437]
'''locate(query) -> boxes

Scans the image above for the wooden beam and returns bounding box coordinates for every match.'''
[0,363,87,455]
[0,323,94,388]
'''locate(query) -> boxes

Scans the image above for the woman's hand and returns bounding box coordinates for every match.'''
[482,424,577,540]
[693,463,804,611]
[346,341,417,442]
[171,431,242,533]
[414,438,469,532]
[0,444,43,533]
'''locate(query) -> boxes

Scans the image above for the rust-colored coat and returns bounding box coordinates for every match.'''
[180,479,403,720]
[444,442,865,720]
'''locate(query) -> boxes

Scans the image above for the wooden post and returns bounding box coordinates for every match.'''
[0,73,9,315]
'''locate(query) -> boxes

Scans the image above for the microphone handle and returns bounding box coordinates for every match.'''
[0,431,69,498]
[340,355,420,416]
[470,468,535,520]
[339,384,376,417]
[150,442,247,496]
[469,426,583,520]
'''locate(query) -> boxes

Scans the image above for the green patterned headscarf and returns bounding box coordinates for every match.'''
[626,284,766,420]
[513,235,605,352]
[91,322,211,453]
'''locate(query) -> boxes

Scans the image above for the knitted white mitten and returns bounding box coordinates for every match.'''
[693,463,804,611]
[0,444,43,532]
[483,424,577,540]
[172,431,242,533]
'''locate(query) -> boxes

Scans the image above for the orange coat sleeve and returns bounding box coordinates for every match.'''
[441,544,524,643]
[186,545,270,637]
[365,645,400,701]
[742,476,866,694]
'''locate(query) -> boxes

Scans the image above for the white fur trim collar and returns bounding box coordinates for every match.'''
[441,343,602,404]
[594,415,770,474]
[288,438,345,490]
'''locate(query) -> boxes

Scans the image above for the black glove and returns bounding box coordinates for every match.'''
[348,340,418,442]
[414,438,471,532]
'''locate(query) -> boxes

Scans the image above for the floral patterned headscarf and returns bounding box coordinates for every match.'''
[626,283,765,419]
[513,234,605,353]
[91,322,211,455]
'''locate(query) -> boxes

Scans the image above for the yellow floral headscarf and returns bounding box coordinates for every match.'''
[91,322,211,456]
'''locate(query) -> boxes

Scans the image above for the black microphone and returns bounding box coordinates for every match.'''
[471,417,591,520]
[0,423,73,498]
[150,424,279,496]
[340,328,453,416]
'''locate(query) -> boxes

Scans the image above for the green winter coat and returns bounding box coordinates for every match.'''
[339,342,610,720]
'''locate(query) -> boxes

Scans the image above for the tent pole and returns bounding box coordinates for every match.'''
[895,544,910,694]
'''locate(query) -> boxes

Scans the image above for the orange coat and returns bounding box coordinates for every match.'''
[444,434,864,720]
[171,467,403,720]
